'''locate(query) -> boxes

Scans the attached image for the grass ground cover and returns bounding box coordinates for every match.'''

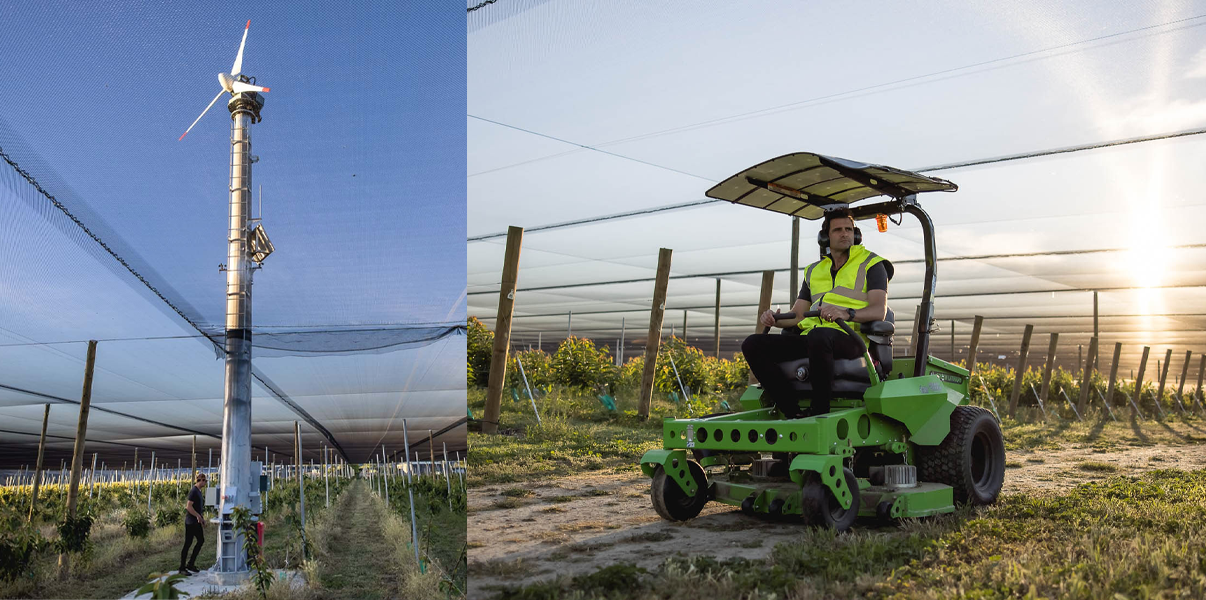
[487,468,1206,599]
[0,475,348,598]
[378,470,468,595]
[312,479,443,599]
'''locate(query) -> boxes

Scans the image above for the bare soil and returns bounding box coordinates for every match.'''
[467,442,1206,597]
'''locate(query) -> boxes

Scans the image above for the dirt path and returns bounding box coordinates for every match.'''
[467,442,1206,597]
[316,480,403,600]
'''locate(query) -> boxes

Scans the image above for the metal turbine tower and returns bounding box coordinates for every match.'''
[180,20,273,578]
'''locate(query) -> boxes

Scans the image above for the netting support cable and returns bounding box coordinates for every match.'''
[1,144,346,459]
[251,367,349,463]
[0,382,219,440]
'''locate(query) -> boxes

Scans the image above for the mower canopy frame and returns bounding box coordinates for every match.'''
[705,152,955,377]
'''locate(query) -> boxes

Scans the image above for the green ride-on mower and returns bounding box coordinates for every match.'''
[639,152,1005,531]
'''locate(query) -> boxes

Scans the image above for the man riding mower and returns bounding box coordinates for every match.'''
[639,152,1006,531]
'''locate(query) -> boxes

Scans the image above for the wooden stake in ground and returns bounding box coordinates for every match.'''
[1177,350,1192,402]
[28,403,49,522]
[1156,348,1173,413]
[1039,333,1058,407]
[482,226,523,435]
[748,270,775,385]
[1106,342,1122,412]
[1008,325,1034,418]
[638,248,673,418]
[1133,346,1151,419]
[1196,354,1206,414]
[713,278,721,358]
[65,340,98,521]
[966,316,984,375]
[1078,337,1098,415]
[294,421,307,556]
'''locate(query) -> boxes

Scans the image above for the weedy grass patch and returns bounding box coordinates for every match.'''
[487,469,1206,600]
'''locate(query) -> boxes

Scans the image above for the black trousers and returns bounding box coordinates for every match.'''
[741,327,864,417]
[180,523,204,568]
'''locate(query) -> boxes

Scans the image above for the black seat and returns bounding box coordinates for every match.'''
[775,307,895,398]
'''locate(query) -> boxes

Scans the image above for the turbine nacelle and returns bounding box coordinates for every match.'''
[219,72,269,95]
[180,20,271,141]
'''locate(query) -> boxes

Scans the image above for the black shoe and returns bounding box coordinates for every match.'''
[178,566,191,575]
[186,565,201,574]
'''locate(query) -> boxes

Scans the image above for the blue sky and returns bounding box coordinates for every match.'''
[0,0,467,463]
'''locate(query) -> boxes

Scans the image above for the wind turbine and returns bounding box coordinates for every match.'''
[179,19,274,579]
[179,20,270,141]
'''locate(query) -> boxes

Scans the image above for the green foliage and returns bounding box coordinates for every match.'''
[507,349,554,393]
[467,316,494,387]
[123,508,152,539]
[135,571,190,599]
[154,508,181,528]
[0,526,48,581]
[56,510,94,554]
[477,334,749,403]
[232,506,272,600]
[551,336,616,389]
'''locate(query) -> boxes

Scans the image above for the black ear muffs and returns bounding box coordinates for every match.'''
[817,225,863,252]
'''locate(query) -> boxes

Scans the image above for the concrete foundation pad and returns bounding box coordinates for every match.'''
[122,568,306,599]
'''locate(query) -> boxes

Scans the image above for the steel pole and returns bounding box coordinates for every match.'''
[216,91,263,574]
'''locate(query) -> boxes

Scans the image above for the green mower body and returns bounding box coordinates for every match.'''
[639,356,1003,527]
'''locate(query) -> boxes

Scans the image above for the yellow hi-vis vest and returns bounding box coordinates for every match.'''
[798,244,886,342]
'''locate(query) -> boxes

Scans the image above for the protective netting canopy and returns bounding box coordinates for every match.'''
[0,2,466,468]
[468,0,1206,386]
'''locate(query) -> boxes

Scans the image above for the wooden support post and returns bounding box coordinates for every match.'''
[1196,354,1206,410]
[682,309,687,341]
[1133,346,1150,419]
[191,435,197,478]
[294,421,307,557]
[65,340,98,521]
[1078,337,1097,414]
[1039,333,1058,407]
[88,453,97,498]
[966,316,984,375]
[428,430,436,484]
[1008,325,1034,418]
[638,248,673,418]
[1177,351,1191,400]
[790,217,800,305]
[1156,348,1173,413]
[713,278,721,358]
[28,403,50,522]
[748,270,775,384]
[483,226,523,435]
[1104,342,1123,412]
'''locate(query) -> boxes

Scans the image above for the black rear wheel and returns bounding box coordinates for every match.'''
[917,405,1006,505]
[650,460,709,521]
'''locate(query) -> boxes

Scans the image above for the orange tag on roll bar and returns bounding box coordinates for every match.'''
[875,214,888,233]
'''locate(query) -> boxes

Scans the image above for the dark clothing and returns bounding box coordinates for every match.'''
[798,261,888,302]
[180,523,204,569]
[185,486,203,525]
[742,327,865,417]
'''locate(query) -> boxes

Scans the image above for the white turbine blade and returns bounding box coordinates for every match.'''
[232,81,270,93]
[231,19,250,75]
[179,89,226,141]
